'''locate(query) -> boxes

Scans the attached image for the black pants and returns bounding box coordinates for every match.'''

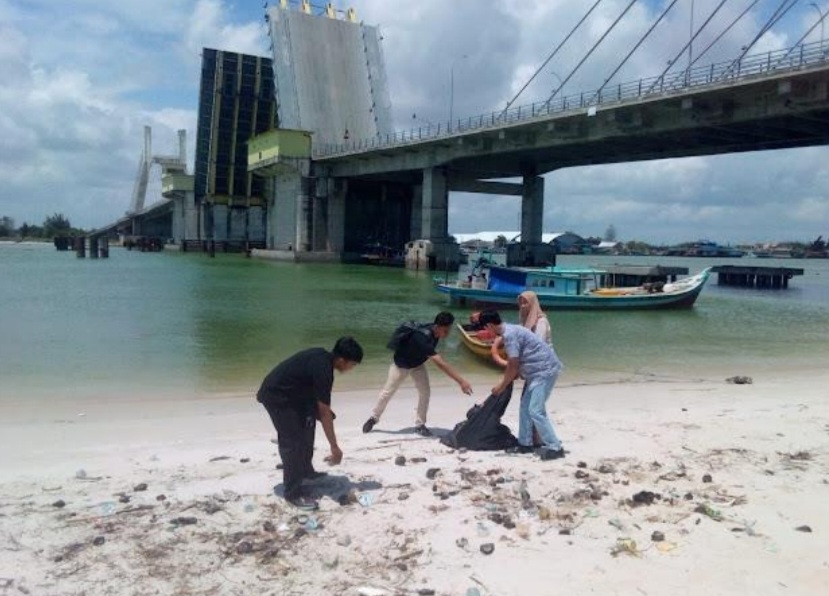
[264,405,316,500]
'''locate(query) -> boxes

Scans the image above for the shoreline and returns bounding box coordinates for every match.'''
[1,369,827,594]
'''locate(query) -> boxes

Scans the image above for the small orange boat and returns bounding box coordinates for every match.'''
[456,323,507,366]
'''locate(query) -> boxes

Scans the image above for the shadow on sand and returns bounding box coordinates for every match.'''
[367,426,453,438]
[273,474,383,503]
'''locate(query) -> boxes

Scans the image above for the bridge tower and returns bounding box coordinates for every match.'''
[248,2,435,263]
[126,126,195,242]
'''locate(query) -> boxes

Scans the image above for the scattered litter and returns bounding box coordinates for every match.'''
[694,503,723,521]
[656,541,677,553]
[651,531,665,542]
[304,516,319,531]
[98,501,116,515]
[610,537,641,557]
[479,543,495,555]
[608,518,625,531]
[169,516,198,526]
[631,490,659,506]
[357,492,375,508]
[725,376,753,384]
[356,587,388,596]
[394,455,407,466]
[795,525,813,533]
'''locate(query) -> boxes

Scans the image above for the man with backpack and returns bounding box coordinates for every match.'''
[362,311,473,437]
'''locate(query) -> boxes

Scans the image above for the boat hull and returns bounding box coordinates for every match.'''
[437,269,710,311]
[456,324,506,364]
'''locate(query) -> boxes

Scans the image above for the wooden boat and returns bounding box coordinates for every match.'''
[437,266,711,310]
[456,323,507,365]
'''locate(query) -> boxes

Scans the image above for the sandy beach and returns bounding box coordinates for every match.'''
[1,368,828,596]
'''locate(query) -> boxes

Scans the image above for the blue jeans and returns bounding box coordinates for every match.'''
[518,372,562,450]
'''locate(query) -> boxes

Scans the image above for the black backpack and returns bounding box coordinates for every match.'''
[386,321,432,351]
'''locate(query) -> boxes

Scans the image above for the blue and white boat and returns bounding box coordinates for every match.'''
[436,265,711,310]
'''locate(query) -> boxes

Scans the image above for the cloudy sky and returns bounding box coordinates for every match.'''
[1,0,827,245]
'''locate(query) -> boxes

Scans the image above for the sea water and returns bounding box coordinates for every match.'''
[1,242,827,401]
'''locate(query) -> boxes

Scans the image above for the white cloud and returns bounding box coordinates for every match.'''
[186,0,268,56]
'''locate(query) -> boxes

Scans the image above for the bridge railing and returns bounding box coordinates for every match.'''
[313,41,829,158]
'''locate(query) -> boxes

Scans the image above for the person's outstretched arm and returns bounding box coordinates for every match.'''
[317,401,343,465]
[492,358,520,396]
[429,354,473,395]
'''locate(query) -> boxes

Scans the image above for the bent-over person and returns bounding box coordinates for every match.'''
[257,336,363,510]
[363,311,473,437]
[478,310,565,461]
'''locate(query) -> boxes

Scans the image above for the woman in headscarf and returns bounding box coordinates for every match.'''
[517,291,551,344]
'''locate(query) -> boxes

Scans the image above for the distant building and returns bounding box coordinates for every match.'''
[453,231,592,254]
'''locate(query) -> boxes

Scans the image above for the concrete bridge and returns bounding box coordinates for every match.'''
[250,38,829,269]
[93,3,829,270]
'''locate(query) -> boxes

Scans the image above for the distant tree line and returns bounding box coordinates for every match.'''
[0,213,85,239]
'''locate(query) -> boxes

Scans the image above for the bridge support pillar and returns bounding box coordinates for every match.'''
[171,191,199,247]
[324,178,346,253]
[520,174,544,244]
[421,166,448,241]
[268,165,310,253]
[408,167,459,271]
[410,183,423,241]
[507,174,555,266]
[305,175,344,253]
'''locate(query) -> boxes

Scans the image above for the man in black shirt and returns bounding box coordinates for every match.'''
[362,312,472,437]
[257,336,363,510]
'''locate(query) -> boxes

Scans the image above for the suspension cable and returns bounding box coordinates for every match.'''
[501,0,604,116]
[590,0,682,101]
[542,0,639,110]
[769,10,826,67]
[680,0,762,72]
[717,0,800,80]
[645,0,730,94]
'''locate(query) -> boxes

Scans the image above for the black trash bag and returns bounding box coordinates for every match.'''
[440,384,518,451]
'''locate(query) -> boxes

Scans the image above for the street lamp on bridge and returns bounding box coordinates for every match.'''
[449,54,468,132]
[549,70,564,102]
[810,3,826,53]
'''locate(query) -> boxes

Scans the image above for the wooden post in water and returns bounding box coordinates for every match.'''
[89,236,99,259]
[75,236,86,258]
[99,237,109,258]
